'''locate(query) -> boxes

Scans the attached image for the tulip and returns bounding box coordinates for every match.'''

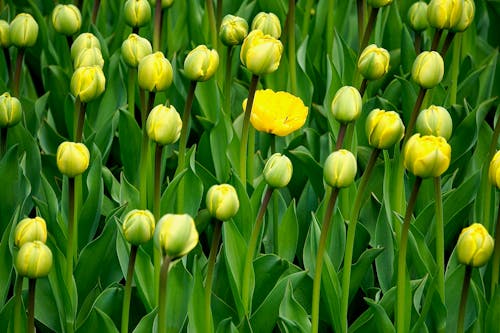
[206,184,240,221]
[220,14,248,46]
[456,223,494,267]
[9,13,38,48]
[404,134,451,178]
[411,51,444,89]
[124,0,152,28]
[155,214,199,259]
[408,1,429,32]
[146,104,182,145]
[0,92,22,128]
[416,105,453,140]
[323,149,357,188]
[121,33,152,68]
[367,0,393,8]
[0,20,10,47]
[15,241,53,278]
[263,153,293,188]
[52,4,82,36]
[240,30,283,75]
[137,52,173,92]
[71,66,106,102]
[122,210,155,245]
[14,217,47,248]
[73,47,104,69]
[365,109,405,149]
[56,141,90,178]
[331,86,362,124]
[71,33,101,60]
[451,0,474,32]
[183,45,219,82]
[489,151,500,189]
[427,0,464,30]
[358,44,390,81]
[251,12,281,39]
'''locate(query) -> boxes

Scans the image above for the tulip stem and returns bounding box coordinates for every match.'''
[139,89,149,209]
[127,69,137,116]
[206,0,218,48]
[457,265,472,333]
[286,0,297,94]
[449,33,461,106]
[216,0,223,29]
[356,0,364,50]
[158,255,172,333]
[311,187,340,333]
[359,79,368,98]
[154,144,163,220]
[12,48,24,97]
[121,245,138,333]
[431,29,443,51]
[490,200,500,297]
[336,124,347,150]
[440,31,456,59]
[239,74,259,189]
[434,177,445,303]
[223,46,234,116]
[3,48,12,86]
[13,274,23,333]
[75,98,86,143]
[302,0,314,39]
[67,177,76,286]
[205,219,222,333]
[326,0,334,54]
[414,33,422,54]
[27,278,36,333]
[0,127,6,157]
[396,176,423,333]
[360,7,379,52]
[153,0,163,52]
[91,0,100,25]
[403,87,426,145]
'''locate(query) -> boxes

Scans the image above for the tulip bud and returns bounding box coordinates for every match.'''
[70,66,106,102]
[15,241,53,278]
[183,45,219,82]
[155,214,199,259]
[219,14,248,46]
[451,0,474,32]
[0,20,10,47]
[358,44,390,81]
[121,33,152,68]
[456,223,494,267]
[263,153,293,188]
[251,12,281,39]
[9,13,38,48]
[416,105,453,140]
[0,92,22,128]
[149,0,174,8]
[73,47,104,69]
[489,151,500,189]
[331,86,362,124]
[52,4,82,36]
[323,149,357,188]
[367,0,393,8]
[365,109,405,149]
[122,209,155,245]
[71,33,101,60]
[240,29,283,75]
[427,0,464,30]
[404,134,451,178]
[206,184,239,221]
[408,1,429,32]
[138,52,173,92]
[146,104,182,145]
[56,141,90,178]
[14,217,47,248]
[411,51,444,89]
[124,0,152,28]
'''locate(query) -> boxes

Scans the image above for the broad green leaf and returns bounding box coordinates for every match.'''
[76,307,119,333]
[278,281,311,333]
[118,109,141,185]
[277,199,299,262]
[187,258,211,333]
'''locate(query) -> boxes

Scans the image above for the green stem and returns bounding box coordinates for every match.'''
[403,87,426,145]
[154,144,163,220]
[3,48,12,86]
[158,256,172,333]
[482,111,500,233]
[287,0,297,94]
[360,7,379,52]
[457,265,472,333]
[273,191,279,254]
[326,0,334,54]
[440,31,456,59]
[216,0,223,29]
[302,0,314,39]
[153,247,161,307]
[356,0,364,50]
[311,188,340,333]
[153,0,163,52]
[91,0,100,24]
[128,68,137,116]
[239,74,259,188]
[223,46,233,116]
[414,33,422,54]
[139,89,149,208]
[0,127,6,157]
[27,278,36,333]
[67,177,75,286]
[431,29,443,51]
[75,99,86,143]
[336,123,347,150]
[205,219,222,333]
[12,48,24,97]
[120,245,138,333]
[449,33,460,106]
[359,78,368,98]
[13,274,23,333]
[434,177,445,303]
[206,0,218,48]
[490,200,500,297]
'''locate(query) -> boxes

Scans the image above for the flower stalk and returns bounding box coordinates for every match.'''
[457,265,472,333]
[121,245,138,333]
[286,0,297,94]
[67,177,76,285]
[128,69,137,115]
[91,0,100,24]
[403,87,426,144]
[357,0,364,50]
[154,144,163,220]
[13,48,25,97]
[490,200,500,297]
[205,219,222,333]
[206,0,218,48]
[360,8,379,52]
[223,46,233,116]
[431,29,443,51]
[434,177,445,303]
[74,97,86,142]
[239,74,259,188]
[153,0,163,51]
[13,274,23,333]
[27,278,36,333]
[158,255,172,333]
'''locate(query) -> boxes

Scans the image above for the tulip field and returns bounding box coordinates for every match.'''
[1,0,500,332]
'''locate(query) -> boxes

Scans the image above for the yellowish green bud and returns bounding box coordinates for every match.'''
[122,209,155,245]
[0,92,22,128]
[358,44,390,81]
[263,153,293,188]
[240,29,283,75]
[416,105,452,140]
[124,0,152,28]
[489,151,500,189]
[71,33,101,60]
[451,0,474,32]
[365,109,405,149]
[251,12,281,39]
[411,51,444,89]
[206,184,239,221]
[146,104,182,145]
[404,134,451,178]
[183,45,219,82]
[70,66,106,103]
[56,141,90,178]
[121,33,152,68]
[367,0,393,8]
[408,1,429,32]
[73,47,104,69]
[9,13,39,48]
[15,241,53,278]
[155,214,199,259]
[52,4,82,36]
[138,52,173,92]
[456,223,494,267]
[427,0,464,30]
[14,217,47,248]
[331,86,362,124]
[149,0,174,8]
[0,20,10,47]
[323,149,357,188]
[220,14,248,46]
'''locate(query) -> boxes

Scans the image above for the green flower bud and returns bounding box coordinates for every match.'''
[331,86,362,124]
[15,241,53,278]
[52,4,82,36]
[0,20,10,47]
[263,153,293,188]
[121,33,152,68]
[427,0,464,30]
[404,134,451,178]
[155,214,199,259]
[73,47,104,69]
[240,29,283,75]
[416,105,452,140]
[358,44,390,81]
[451,0,474,32]
[408,1,429,32]
[206,184,239,221]
[14,217,47,248]
[70,65,106,102]
[323,149,357,188]
[138,52,173,92]
[124,0,152,28]
[367,0,393,8]
[411,51,444,89]
[149,0,174,9]
[56,141,90,178]
[365,109,405,149]
[0,92,22,128]
[9,13,38,48]
[456,223,494,267]
[71,33,101,60]
[219,14,248,46]
[251,12,281,39]
[489,151,500,189]
[184,45,219,82]
[122,209,155,245]
[146,104,182,145]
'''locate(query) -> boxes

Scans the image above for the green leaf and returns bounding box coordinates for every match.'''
[118,109,141,185]
[0,146,24,233]
[364,298,395,333]
[277,199,299,262]
[278,281,311,333]
[187,258,211,333]
[163,260,193,333]
[347,247,384,304]
[0,213,16,307]
[132,309,157,333]
[76,307,119,333]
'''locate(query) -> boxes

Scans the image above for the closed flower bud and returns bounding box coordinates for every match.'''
[56,141,90,178]
[331,86,362,124]
[358,44,390,81]
[240,29,283,75]
[138,52,173,92]
[220,14,248,46]
[122,209,155,245]
[408,1,429,32]
[365,109,405,149]
[149,0,174,9]
[9,13,38,48]
[52,4,82,36]
[263,153,293,188]
[155,214,198,259]
[73,47,104,69]
[451,0,474,32]
[367,0,393,8]
[0,92,22,128]
[15,241,53,278]
[15,217,47,248]
[427,0,464,30]
[146,104,182,145]
[71,33,101,60]
[456,223,494,267]
[183,45,219,82]
[251,12,281,39]
[0,20,10,47]
[121,33,152,68]
[124,0,151,28]
[411,51,444,89]
[70,66,106,102]
[323,149,357,188]
[206,184,239,221]
[489,151,500,189]
[404,134,451,178]
[416,105,453,140]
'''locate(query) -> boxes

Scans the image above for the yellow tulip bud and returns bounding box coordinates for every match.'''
[489,151,500,189]
[121,33,152,68]
[263,153,293,188]
[122,209,155,245]
[323,149,357,188]
[15,241,53,278]
[358,44,390,81]
[220,14,248,46]
[52,4,82,36]
[331,86,362,124]
[155,214,199,259]
[183,45,219,82]
[9,13,38,48]
[451,0,474,32]
[367,0,393,8]
[427,0,464,30]
[411,51,444,89]
[138,52,173,92]
[408,1,429,32]
[456,223,494,267]
[149,0,174,8]
[0,20,10,47]
[70,66,106,102]
[146,104,182,145]
[124,0,152,28]
[56,141,90,178]
[240,29,283,75]
[73,47,104,69]
[71,33,101,60]
[206,184,239,221]
[251,12,281,39]
[14,217,47,248]
[365,109,405,149]
[416,105,453,140]
[0,92,22,128]
[404,134,451,178]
